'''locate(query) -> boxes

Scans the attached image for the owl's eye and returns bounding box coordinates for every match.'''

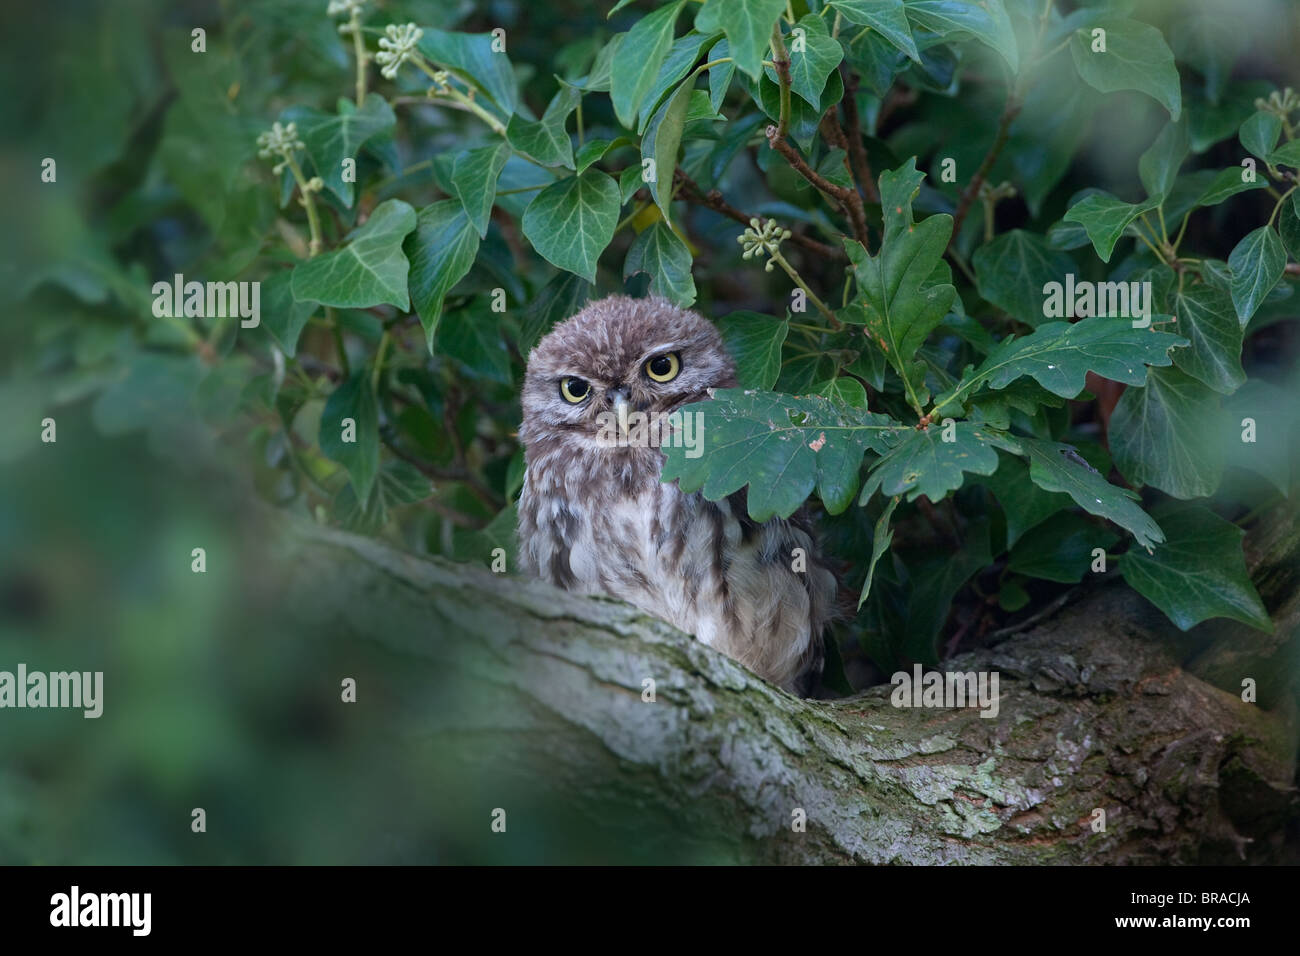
[644,352,681,383]
[559,376,591,403]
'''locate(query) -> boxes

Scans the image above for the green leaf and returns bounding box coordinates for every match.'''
[844,159,955,414]
[283,95,396,208]
[642,80,693,221]
[1138,116,1188,201]
[450,142,510,239]
[903,0,1018,72]
[291,199,416,310]
[610,1,684,129]
[904,518,992,666]
[660,388,905,520]
[405,200,481,350]
[861,419,1013,503]
[319,372,379,502]
[977,453,1070,548]
[941,318,1185,410]
[1120,503,1271,632]
[765,15,843,110]
[1017,437,1164,550]
[435,301,510,383]
[1061,193,1161,263]
[417,28,517,117]
[1157,273,1244,394]
[519,271,592,354]
[259,270,317,356]
[713,310,788,389]
[694,0,786,80]
[1069,18,1181,120]
[707,38,736,111]
[506,84,579,168]
[521,170,621,282]
[1279,193,1300,260]
[1238,110,1281,158]
[1110,365,1225,499]
[1008,511,1118,583]
[334,459,432,535]
[624,221,697,307]
[971,229,1075,327]
[1266,139,1300,168]
[638,31,720,131]
[858,496,900,609]
[1192,167,1268,208]
[1227,225,1286,325]
[829,0,919,62]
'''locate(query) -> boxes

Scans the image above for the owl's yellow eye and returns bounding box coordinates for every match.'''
[559,376,590,403]
[644,352,680,383]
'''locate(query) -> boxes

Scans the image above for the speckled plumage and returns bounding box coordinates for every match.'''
[516,295,836,695]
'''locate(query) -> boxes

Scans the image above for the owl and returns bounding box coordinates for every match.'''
[516,295,837,696]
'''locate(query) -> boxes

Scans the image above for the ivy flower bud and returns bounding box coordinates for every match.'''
[376,23,424,80]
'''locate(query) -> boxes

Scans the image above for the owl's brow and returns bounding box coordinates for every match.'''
[634,342,686,362]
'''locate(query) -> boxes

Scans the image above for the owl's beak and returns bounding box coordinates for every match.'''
[608,388,632,434]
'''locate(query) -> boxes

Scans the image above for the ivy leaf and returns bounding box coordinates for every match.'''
[707,38,736,111]
[259,270,316,356]
[1227,225,1286,325]
[624,221,697,307]
[1069,18,1181,120]
[638,31,720,131]
[642,80,693,221]
[405,200,480,350]
[660,388,905,521]
[1192,167,1268,208]
[1279,193,1300,260]
[713,311,788,389]
[506,84,579,168]
[971,229,1075,327]
[844,159,955,414]
[829,0,919,62]
[521,170,621,282]
[1157,273,1245,394]
[1120,503,1271,632]
[1224,379,1300,495]
[1267,139,1300,168]
[694,0,786,80]
[417,28,517,118]
[858,496,900,609]
[1016,437,1164,550]
[940,318,1186,407]
[519,271,591,354]
[1008,511,1118,583]
[319,372,379,503]
[291,199,416,310]
[765,15,843,111]
[1137,116,1188,201]
[450,142,510,239]
[1061,193,1161,262]
[610,1,684,129]
[1110,365,1226,499]
[904,519,992,666]
[334,459,432,535]
[903,0,1018,72]
[283,95,396,208]
[1238,110,1281,158]
[861,420,1016,503]
[435,300,511,383]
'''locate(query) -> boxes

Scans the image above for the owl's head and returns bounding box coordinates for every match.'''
[519,295,736,450]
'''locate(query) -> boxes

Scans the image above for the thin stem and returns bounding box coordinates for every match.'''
[1171,211,1191,253]
[327,308,351,379]
[413,56,507,134]
[771,250,841,329]
[285,155,323,257]
[350,11,367,106]
[372,331,391,392]
[770,24,792,138]
[1268,185,1297,226]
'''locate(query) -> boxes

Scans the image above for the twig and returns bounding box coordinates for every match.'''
[765,125,871,247]
[674,170,844,260]
[950,87,1023,247]
[840,69,879,204]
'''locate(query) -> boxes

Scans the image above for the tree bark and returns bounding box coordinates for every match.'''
[273,508,1299,864]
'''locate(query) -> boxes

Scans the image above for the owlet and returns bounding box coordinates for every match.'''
[516,295,836,695]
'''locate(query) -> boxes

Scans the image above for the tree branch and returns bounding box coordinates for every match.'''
[674,170,844,260]
[765,125,871,248]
